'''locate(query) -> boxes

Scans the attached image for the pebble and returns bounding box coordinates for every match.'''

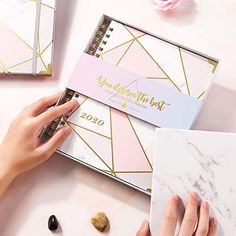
[91,212,109,232]
[48,215,59,231]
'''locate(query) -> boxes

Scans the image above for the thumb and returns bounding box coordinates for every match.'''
[38,125,73,161]
[136,220,150,236]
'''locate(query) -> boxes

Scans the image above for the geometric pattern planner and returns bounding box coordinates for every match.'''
[58,20,218,194]
[0,0,55,75]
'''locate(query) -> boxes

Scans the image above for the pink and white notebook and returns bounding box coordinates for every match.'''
[42,17,218,194]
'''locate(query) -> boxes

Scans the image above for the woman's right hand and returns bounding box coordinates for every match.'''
[136,192,218,236]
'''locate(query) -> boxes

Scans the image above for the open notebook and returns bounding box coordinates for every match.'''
[40,17,218,194]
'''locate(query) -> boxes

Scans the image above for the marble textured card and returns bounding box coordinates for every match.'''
[0,0,55,75]
[59,18,219,194]
[150,129,236,236]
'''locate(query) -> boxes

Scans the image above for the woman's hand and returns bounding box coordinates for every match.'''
[0,92,78,196]
[136,193,217,236]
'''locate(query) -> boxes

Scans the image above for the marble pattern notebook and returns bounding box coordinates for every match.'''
[58,19,218,194]
[150,129,236,235]
[0,0,55,75]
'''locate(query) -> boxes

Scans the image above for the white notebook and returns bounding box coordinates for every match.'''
[150,129,236,236]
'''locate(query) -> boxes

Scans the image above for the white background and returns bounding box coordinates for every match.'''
[0,0,236,235]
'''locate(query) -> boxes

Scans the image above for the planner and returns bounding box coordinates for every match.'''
[0,0,56,75]
[40,16,219,194]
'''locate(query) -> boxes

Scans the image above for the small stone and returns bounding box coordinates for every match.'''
[91,212,109,232]
[48,215,59,231]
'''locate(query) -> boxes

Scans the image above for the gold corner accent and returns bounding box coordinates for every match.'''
[208,59,218,73]
[39,63,52,75]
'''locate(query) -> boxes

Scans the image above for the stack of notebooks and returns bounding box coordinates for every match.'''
[39,15,219,194]
[0,0,56,75]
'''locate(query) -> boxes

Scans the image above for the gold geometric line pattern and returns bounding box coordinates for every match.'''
[114,171,153,174]
[0,20,34,51]
[41,2,55,10]
[0,59,7,72]
[6,58,33,70]
[116,40,135,66]
[123,25,181,92]
[0,1,54,74]
[178,47,191,96]
[126,115,153,171]
[68,123,115,174]
[41,41,53,55]
[208,59,218,73]
[68,121,111,139]
[197,91,205,100]
[100,33,146,57]
[146,77,168,80]
[109,107,115,171]
[39,54,48,70]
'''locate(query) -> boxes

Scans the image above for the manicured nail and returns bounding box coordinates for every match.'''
[202,201,209,209]
[63,126,72,135]
[70,99,79,105]
[141,219,149,228]
[212,218,218,226]
[191,192,199,200]
[172,194,180,202]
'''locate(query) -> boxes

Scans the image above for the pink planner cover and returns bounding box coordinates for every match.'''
[58,20,218,194]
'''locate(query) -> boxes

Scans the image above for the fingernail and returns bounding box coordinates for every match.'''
[70,99,79,105]
[191,192,199,200]
[141,220,149,228]
[172,194,180,202]
[64,126,72,135]
[202,201,209,208]
[212,218,217,226]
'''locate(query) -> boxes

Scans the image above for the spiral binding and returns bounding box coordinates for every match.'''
[88,23,113,58]
[38,88,79,143]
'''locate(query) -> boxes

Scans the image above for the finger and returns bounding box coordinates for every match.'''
[36,99,79,127]
[207,219,217,236]
[37,125,73,162]
[22,92,62,116]
[195,201,209,236]
[179,192,199,236]
[158,194,180,236]
[136,220,150,236]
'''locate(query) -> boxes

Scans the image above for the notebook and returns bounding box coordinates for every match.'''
[0,0,56,75]
[39,16,219,194]
[150,129,236,236]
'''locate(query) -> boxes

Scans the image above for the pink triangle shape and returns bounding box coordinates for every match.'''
[111,108,152,172]
[118,40,167,78]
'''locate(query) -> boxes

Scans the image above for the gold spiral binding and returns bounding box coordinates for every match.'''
[87,23,113,57]
[39,88,79,143]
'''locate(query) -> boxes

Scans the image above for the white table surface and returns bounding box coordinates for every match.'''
[0,0,236,235]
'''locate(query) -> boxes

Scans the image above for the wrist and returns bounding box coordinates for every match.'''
[0,145,17,196]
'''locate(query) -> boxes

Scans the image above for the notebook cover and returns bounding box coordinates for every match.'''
[58,19,218,194]
[0,0,55,75]
[150,129,236,235]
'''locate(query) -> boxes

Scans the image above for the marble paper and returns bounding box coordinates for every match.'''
[150,129,236,236]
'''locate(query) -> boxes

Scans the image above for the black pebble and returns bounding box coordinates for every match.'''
[48,215,59,231]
